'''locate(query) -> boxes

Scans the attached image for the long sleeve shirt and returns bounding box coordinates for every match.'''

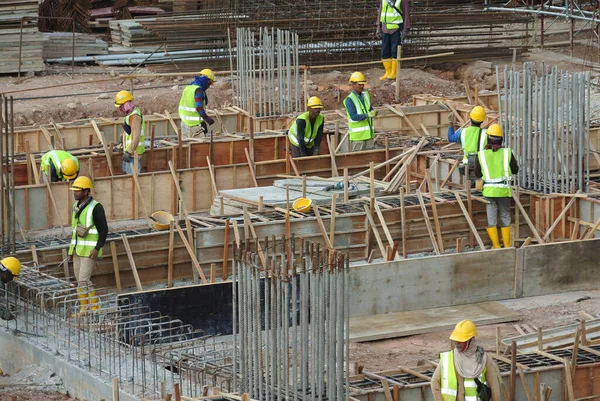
[295,118,324,155]
[344,91,372,122]
[447,125,462,143]
[474,149,519,178]
[76,199,108,251]
[376,0,411,34]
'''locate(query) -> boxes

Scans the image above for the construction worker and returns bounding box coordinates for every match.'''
[115,90,145,175]
[376,0,411,80]
[344,72,377,152]
[430,320,501,401]
[448,106,488,182]
[178,68,215,138]
[288,96,325,157]
[67,176,108,316]
[474,124,519,249]
[40,150,79,183]
[0,257,21,320]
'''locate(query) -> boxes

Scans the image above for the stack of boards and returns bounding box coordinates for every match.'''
[0,0,44,74]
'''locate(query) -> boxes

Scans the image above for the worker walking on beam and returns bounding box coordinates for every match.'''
[430,320,501,401]
[448,106,488,183]
[40,150,79,183]
[0,257,21,320]
[474,124,519,249]
[115,90,145,175]
[376,0,410,80]
[288,96,325,157]
[67,176,108,316]
[178,68,215,139]
[345,72,377,152]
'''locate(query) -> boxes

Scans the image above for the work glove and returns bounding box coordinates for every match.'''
[205,115,215,125]
[368,110,378,118]
[375,27,382,40]
[447,112,454,123]
[122,151,133,163]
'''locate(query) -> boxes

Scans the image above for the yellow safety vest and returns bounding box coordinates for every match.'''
[478,147,513,198]
[380,0,403,30]
[439,350,487,401]
[124,107,145,155]
[40,150,79,181]
[288,112,324,148]
[68,199,102,258]
[460,126,487,164]
[344,91,374,141]
[178,85,205,127]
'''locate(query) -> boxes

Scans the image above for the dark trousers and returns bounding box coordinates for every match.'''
[290,145,315,158]
[381,27,402,59]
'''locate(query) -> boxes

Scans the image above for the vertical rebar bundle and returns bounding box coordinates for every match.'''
[234,27,300,117]
[233,237,349,401]
[0,95,16,254]
[498,63,590,194]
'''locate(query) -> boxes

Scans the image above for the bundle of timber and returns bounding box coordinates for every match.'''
[42,32,108,58]
[0,0,44,74]
[108,19,162,50]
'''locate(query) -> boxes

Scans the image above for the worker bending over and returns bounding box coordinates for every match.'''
[448,106,488,182]
[67,176,108,316]
[179,69,215,138]
[376,0,410,80]
[344,72,377,152]
[40,150,79,183]
[474,124,519,249]
[0,257,21,320]
[288,96,325,157]
[115,90,145,175]
[430,320,501,401]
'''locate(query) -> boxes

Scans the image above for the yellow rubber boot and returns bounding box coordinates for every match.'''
[387,60,397,80]
[486,227,501,249]
[88,290,99,311]
[72,288,88,317]
[501,226,512,248]
[380,59,392,80]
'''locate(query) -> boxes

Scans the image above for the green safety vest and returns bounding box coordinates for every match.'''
[439,350,487,401]
[40,150,79,181]
[68,199,102,258]
[380,0,403,30]
[478,147,513,198]
[124,107,145,155]
[178,85,205,127]
[460,126,487,164]
[288,112,324,148]
[344,91,374,141]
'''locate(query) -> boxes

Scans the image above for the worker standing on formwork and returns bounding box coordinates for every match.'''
[178,69,215,139]
[115,90,145,175]
[430,320,501,401]
[448,106,488,183]
[0,257,21,320]
[474,124,519,249]
[376,0,411,80]
[67,176,108,316]
[40,150,79,183]
[344,72,377,152]
[288,96,325,157]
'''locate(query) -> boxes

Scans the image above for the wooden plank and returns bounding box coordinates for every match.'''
[168,221,174,287]
[326,134,339,177]
[364,205,387,259]
[374,203,400,261]
[110,241,122,295]
[168,160,188,216]
[121,234,143,291]
[349,301,519,342]
[426,171,444,252]
[175,222,208,284]
[244,147,258,187]
[416,190,441,255]
[512,192,544,244]
[313,204,333,249]
[453,191,486,250]
[91,120,115,176]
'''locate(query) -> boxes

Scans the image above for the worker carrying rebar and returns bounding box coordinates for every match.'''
[448,106,488,182]
[376,0,411,80]
[474,124,519,249]
[288,96,325,157]
[178,68,215,139]
[0,257,21,320]
[115,90,145,175]
[67,176,108,317]
[345,72,377,152]
[430,320,501,401]
[40,150,79,183]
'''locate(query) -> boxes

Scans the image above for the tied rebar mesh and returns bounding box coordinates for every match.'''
[233,236,350,401]
[498,63,590,194]
[234,27,300,117]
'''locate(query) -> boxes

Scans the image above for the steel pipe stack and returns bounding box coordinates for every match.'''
[233,236,349,400]
[498,62,590,194]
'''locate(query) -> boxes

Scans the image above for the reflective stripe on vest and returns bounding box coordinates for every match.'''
[439,350,487,401]
[344,91,374,141]
[124,107,146,155]
[460,126,487,164]
[288,111,324,148]
[68,199,102,258]
[478,147,512,198]
[40,150,79,181]
[178,85,204,127]
[380,0,403,29]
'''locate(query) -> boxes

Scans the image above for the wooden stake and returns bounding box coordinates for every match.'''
[330,194,337,248]
[364,205,386,259]
[313,205,333,249]
[206,155,219,197]
[288,153,301,177]
[543,191,580,241]
[29,153,40,184]
[175,222,208,284]
[91,120,115,176]
[326,135,339,177]
[453,191,486,250]
[121,234,143,291]
[168,221,174,287]
[343,168,349,202]
[210,263,216,283]
[426,171,444,252]
[245,147,259,187]
[222,219,230,280]
[168,160,188,216]
[110,241,122,294]
[512,192,545,244]
[131,164,152,228]
[400,188,407,258]
[375,203,399,260]
[416,190,441,255]
[112,377,119,401]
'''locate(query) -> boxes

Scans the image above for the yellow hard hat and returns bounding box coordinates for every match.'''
[70,176,93,191]
[199,68,215,83]
[61,158,78,180]
[292,197,313,213]
[307,96,324,109]
[469,106,486,123]
[1,257,21,277]
[449,320,478,342]
[115,90,133,107]
[349,71,367,84]
[486,124,503,137]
